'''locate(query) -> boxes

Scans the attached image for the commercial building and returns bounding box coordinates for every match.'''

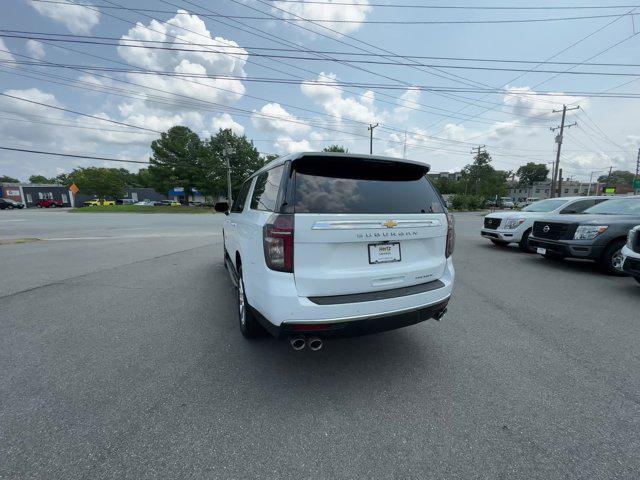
[508,179,602,202]
[0,183,73,207]
[428,171,463,182]
[75,187,167,205]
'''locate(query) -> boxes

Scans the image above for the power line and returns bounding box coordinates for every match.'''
[67,0,528,135]
[7,30,640,68]
[0,146,150,164]
[424,5,639,136]
[8,57,640,77]
[258,0,639,9]
[7,61,640,98]
[19,2,640,24]
[0,92,161,133]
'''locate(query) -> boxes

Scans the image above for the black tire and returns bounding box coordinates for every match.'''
[518,229,533,253]
[599,239,628,276]
[634,276,640,284]
[491,239,509,247]
[236,264,265,339]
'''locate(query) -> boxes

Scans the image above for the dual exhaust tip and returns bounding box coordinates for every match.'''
[289,335,323,351]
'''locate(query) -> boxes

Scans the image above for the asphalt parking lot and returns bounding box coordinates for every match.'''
[1,210,639,479]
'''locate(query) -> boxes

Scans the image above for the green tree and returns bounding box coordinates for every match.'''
[55,172,73,187]
[323,145,348,153]
[598,170,635,186]
[135,168,154,188]
[460,151,508,197]
[516,163,549,186]
[148,126,206,202]
[28,175,57,184]
[0,175,20,183]
[202,128,265,199]
[431,177,459,195]
[73,167,126,203]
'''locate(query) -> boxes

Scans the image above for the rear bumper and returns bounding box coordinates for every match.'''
[245,258,454,338]
[253,298,450,339]
[528,236,605,260]
[622,246,640,276]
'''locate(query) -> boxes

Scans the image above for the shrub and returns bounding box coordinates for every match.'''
[450,194,487,211]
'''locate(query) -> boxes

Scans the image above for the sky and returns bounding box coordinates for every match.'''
[1,0,640,182]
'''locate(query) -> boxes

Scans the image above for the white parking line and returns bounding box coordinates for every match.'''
[43,233,221,241]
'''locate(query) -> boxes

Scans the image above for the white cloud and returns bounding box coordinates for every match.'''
[25,40,45,60]
[210,113,244,136]
[29,0,100,34]
[117,11,247,110]
[394,87,421,121]
[251,103,310,135]
[268,0,372,36]
[503,86,586,123]
[274,136,312,154]
[0,39,15,64]
[302,72,379,124]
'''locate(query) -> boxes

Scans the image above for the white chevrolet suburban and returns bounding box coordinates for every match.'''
[215,152,455,351]
[481,196,611,252]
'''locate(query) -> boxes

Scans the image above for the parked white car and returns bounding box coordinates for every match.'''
[621,225,640,284]
[216,152,455,351]
[481,196,611,252]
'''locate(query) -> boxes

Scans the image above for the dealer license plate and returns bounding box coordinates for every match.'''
[368,242,401,264]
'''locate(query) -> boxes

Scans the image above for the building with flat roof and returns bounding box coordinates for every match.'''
[0,183,73,207]
[508,179,602,202]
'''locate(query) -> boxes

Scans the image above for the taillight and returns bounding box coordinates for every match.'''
[263,214,294,272]
[445,213,455,258]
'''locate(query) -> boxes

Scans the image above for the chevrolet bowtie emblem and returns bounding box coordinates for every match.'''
[383,220,398,228]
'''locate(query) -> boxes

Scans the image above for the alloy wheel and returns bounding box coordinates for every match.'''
[611,250,625,271]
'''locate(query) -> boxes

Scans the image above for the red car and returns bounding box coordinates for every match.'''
[36,199,63,208]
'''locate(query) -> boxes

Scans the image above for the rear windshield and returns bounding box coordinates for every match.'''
[293,157,444,214]
[582,197,640,215]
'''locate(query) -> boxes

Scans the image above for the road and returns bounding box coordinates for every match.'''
[1,210,639,479]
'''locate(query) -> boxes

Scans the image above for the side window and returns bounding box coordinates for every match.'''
[561,200,594,214]
[251,165,284,211]
[231,180,252,213]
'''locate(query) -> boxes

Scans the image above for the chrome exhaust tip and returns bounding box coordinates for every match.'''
[289,335,306,351]
[307,336,323,351]
[433,308,447,321]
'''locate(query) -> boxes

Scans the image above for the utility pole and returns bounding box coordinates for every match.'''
[402,130,407,159]
[634,148,640,194]
[470,145,486,195]
[367,123,379,155]
[223,145,235,206]
[557,169,563,198]
[550,105,579,197]
[471,144,486,159]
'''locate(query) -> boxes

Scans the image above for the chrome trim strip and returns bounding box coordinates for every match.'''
[312,219,442,230]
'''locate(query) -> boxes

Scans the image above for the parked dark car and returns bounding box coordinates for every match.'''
[0,198,25,209]
[528,196,640,274]
[36,199,63,208]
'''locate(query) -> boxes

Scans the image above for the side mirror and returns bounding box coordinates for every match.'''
[214,201,229,214]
